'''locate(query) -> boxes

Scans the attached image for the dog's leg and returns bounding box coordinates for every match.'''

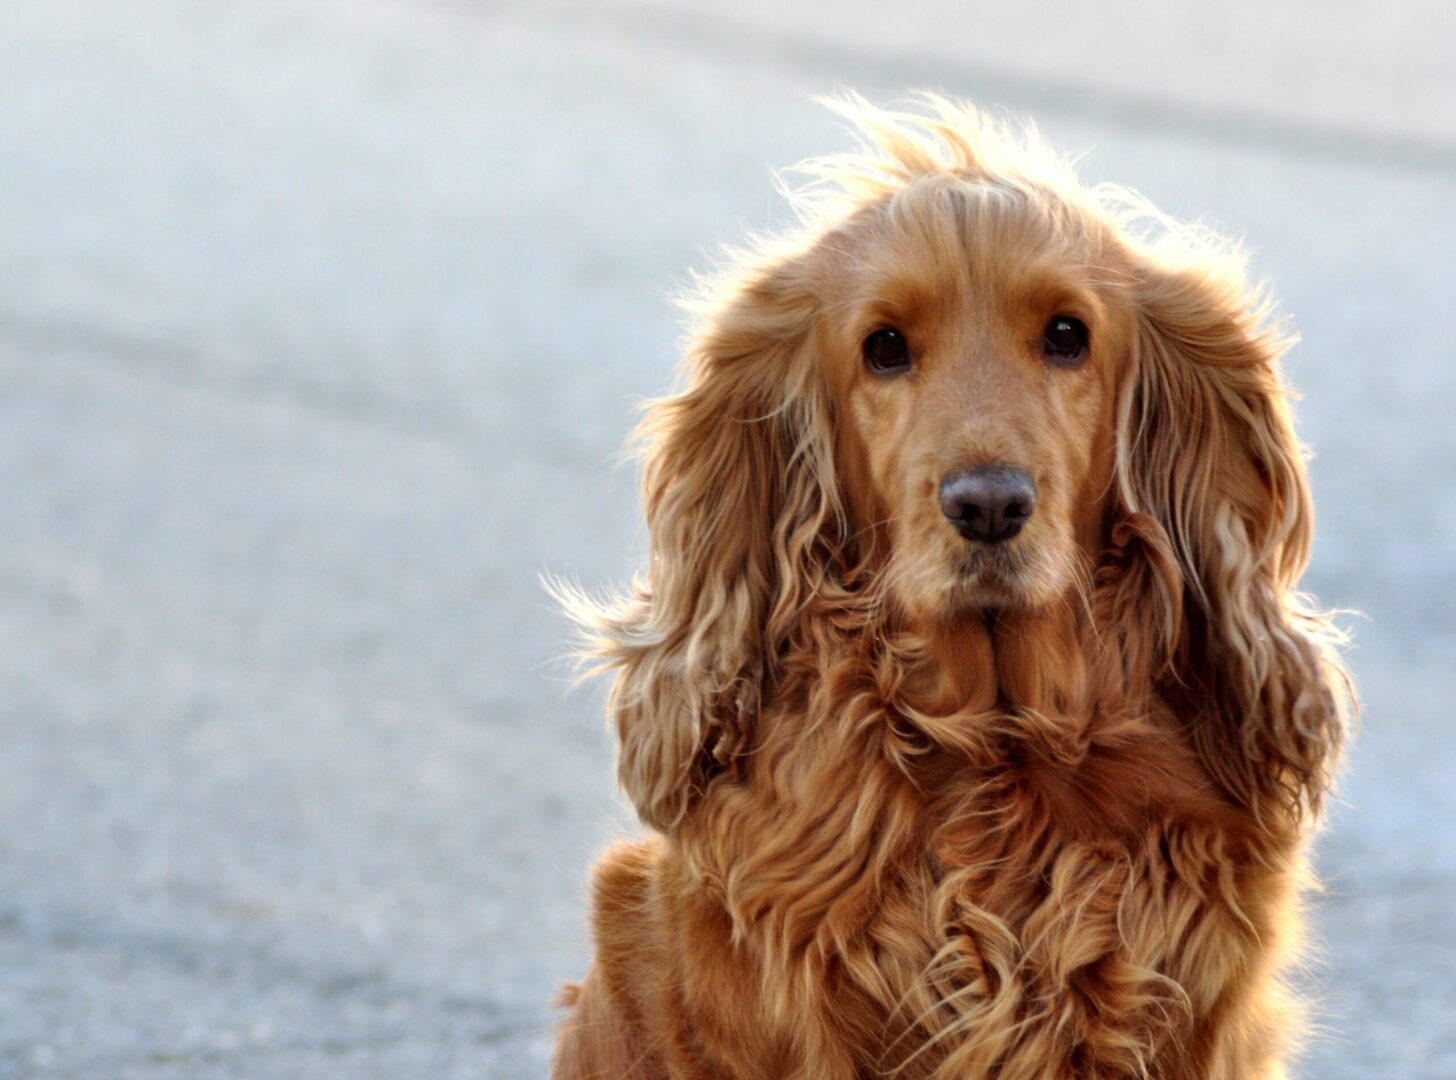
[552,965,669,1080]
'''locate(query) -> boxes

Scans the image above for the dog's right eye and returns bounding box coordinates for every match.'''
[863,328,911,375]
[1042,316,1089,366]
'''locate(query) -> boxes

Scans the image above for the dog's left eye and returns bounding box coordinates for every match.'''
[1043,316,1089,365]
[863,327,912,375]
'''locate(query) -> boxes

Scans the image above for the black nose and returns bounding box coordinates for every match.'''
[939,466,1037,543]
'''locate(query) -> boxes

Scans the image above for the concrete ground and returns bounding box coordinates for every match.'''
[1,1,1452,1076]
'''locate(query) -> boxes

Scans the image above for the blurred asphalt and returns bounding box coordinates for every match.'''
[1,1,1453,1076]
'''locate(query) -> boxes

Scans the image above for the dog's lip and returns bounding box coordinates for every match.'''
[948,544,1032,605]
[954,541,1022,576]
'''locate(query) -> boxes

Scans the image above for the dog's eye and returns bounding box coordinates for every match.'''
[863,328,911,375]
[1043,316,1089,365]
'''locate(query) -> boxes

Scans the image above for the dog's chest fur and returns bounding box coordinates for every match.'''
[672,711,1296,1078]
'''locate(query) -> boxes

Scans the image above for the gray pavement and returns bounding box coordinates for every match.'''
[1,2,1453,1076]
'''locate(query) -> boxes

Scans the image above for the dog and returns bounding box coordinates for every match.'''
[552,94,1350,1079]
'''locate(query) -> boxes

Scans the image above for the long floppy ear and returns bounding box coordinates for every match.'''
[565,252,845,832]
[1111,257,1348,821]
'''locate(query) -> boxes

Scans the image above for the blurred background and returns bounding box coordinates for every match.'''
[2,1,1453,1076]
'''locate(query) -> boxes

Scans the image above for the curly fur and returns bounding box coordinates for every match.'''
[552,95,1351,1079]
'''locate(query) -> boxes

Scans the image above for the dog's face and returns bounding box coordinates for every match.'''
[821,178,1130,621]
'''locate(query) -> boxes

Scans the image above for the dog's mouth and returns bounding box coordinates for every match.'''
[890,523,1063,621]
[948,543,1033,608]
[946,527,1083,615]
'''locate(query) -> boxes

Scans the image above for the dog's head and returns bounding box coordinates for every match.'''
[565,97,1346,831]
[818,167,1125,620]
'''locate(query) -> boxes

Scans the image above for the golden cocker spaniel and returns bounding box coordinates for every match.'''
[553,95,1350,1079]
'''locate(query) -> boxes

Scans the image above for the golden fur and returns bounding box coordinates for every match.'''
[552,95,1350,1079]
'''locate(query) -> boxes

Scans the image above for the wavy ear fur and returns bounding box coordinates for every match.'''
[563,253,845,832]
[1112,259,1348,820]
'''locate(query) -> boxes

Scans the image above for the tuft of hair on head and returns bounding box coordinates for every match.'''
[779,91,1082,228]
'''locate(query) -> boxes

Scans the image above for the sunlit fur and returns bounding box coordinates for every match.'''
[552,95,1351,1079]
